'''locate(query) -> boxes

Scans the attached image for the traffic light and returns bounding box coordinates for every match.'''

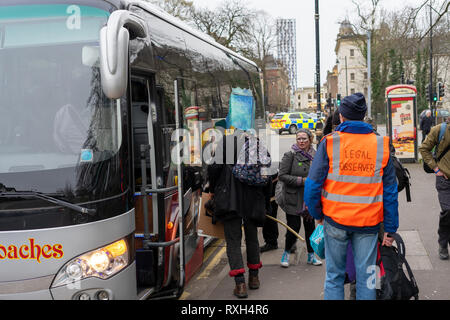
[437,82,445,101]
[337,94,342,107]
[426,84,431,102]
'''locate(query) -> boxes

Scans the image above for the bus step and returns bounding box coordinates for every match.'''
[136,249,156,287]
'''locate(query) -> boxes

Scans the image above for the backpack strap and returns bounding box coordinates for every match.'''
[403,166,411,202]
[405,182,412,203]
[437,144,450,162]
[436,122,450,162]
[284,150,296,175]
[439,122,447,143]
[400,254,420,300]
[433,123,450,167]
[390,233,406,300]
[391,233,406,258]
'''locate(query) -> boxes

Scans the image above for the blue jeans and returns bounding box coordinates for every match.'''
[323,220,378,300]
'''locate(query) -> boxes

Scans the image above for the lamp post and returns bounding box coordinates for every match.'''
[367,31,372,118]
[429,0,436,124]
[314,0,321,115]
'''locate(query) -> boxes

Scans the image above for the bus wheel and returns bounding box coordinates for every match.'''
[289,125,297,135]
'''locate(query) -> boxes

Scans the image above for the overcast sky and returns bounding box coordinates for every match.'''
[191,0,429,88]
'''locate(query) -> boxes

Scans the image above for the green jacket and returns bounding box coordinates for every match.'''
[419,123,450,177]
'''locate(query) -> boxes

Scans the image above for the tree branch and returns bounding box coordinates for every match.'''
[419,1,450,42]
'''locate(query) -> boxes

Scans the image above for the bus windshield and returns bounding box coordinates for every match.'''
[0,4,120,177]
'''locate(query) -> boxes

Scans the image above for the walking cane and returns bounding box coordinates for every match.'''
[265,214,306,242]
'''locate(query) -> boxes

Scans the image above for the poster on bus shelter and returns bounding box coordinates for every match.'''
[390,97,415,159]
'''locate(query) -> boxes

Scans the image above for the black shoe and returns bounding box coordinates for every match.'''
[439,246,449,260]
[260,243,278,253]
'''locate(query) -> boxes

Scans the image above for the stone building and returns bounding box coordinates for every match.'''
[335,20,370,98]
[264,55,291,113]
[294,86,327,112]
[326,65,338,100]
[330,20,449,111]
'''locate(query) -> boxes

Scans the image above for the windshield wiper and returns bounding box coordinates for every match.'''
[0,191,96,215]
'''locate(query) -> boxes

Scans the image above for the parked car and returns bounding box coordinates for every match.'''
[269,112,319,134]
[309,112,327,121]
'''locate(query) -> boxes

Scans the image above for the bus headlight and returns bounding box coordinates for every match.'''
[51,238,130,288]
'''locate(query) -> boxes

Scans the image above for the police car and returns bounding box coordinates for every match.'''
[270,112,319,134]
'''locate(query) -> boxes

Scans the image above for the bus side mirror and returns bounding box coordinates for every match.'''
[100,10,147,99]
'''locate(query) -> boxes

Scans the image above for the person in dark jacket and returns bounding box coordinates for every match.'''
[420,110,434,143]
[323,108,341,136]
[278,128,322,267]
[207,131,271,298]
[260,169,280,253]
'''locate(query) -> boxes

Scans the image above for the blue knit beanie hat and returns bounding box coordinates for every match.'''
[339,93,367,120]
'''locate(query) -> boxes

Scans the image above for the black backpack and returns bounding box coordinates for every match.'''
[376,233,419,300]
[390,144,411,202]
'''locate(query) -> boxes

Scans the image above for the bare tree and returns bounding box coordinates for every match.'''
[245,10,277,65]
[346,0,449,116]
[190,0,256,51]
[146,0,194,20]
[419,0,450,41]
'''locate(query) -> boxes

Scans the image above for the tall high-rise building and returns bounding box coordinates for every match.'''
[276,19,297,94]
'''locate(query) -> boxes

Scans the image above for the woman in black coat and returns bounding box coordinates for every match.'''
[207,132,270,298]
[278,129,322,268]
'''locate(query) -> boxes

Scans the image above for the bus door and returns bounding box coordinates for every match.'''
[130,74,184,297]
[174,77,205,285]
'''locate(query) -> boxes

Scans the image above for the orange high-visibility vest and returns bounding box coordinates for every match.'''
[322,131,390,227]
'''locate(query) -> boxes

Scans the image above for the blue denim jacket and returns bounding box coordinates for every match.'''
[304,121,399,234]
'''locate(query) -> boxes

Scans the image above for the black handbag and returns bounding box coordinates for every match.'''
[423,162,435,173]
[212,164,234,216]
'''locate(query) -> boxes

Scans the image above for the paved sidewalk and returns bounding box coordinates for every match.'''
[186,162,450,300]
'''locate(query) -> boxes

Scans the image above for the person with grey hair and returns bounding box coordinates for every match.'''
[420,110,434,143]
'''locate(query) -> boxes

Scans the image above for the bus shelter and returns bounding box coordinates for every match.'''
[385,85,418,163]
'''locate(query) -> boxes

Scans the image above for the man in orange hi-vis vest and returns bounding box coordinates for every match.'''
[304,93,399,300]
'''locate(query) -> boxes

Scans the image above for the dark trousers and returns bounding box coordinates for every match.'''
[262,200,279,246]
[436,176,450,247]
[422,130,430,143]
[285,214,315,253]
[223,217,261,279]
